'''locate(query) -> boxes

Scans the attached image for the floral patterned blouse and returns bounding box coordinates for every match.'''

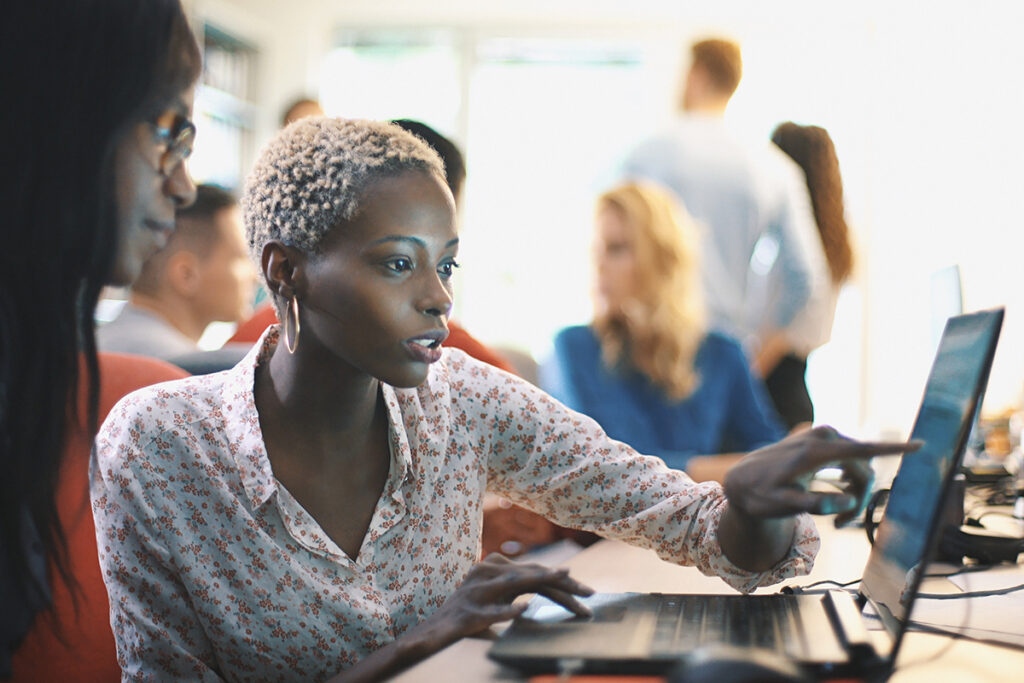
[91,327,818,682]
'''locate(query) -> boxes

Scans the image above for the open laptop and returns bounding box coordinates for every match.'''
[489,308,1004,679]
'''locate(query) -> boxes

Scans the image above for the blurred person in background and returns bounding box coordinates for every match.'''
[544,182,785,482]
[97,184,258,374]
[620,39,827,384]
[755,122,855,428]
[281,96,325,127]
[0,0,200,679]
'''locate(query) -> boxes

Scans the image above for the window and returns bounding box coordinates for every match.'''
[320,32,666,358]
[190,24,259,191]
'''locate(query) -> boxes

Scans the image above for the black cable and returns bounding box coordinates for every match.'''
[892,628,961,672]
[916,580,1024,600]
[780,573,1024,675]
[926,563,1000,578]
[779,578,859,595]
[893,577,1024,673]
[783,565,998,595]
[907,620,1024,653]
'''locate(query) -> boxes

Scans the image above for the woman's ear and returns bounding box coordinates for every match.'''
[261,240,305,299]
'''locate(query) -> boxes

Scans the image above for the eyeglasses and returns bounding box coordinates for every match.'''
[152,110,196,176]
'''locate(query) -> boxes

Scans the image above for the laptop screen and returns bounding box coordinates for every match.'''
[859,309,1002,658]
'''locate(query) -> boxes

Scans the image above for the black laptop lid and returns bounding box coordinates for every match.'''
[859,309,1003,660]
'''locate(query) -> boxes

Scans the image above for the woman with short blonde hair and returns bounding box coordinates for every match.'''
[91,120,909,682]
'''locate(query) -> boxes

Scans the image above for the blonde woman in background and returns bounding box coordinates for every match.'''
[544,182,786,481]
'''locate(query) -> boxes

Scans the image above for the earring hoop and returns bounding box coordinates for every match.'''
[283,295,301,354]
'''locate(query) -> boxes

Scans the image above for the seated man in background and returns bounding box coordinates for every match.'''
[97,184,258,374]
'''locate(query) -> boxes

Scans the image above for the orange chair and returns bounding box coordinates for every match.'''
[228,302,278,344]
[10,354,189,682]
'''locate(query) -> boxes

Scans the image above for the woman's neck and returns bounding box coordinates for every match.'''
[257,340,381,440]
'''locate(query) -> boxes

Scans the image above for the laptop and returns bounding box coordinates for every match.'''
[489,308,1004,679]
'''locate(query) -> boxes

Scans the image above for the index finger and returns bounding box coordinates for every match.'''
[537,586,594,618]
[844,438,923,457]
[489,566,594,602]
[812,437,922,464]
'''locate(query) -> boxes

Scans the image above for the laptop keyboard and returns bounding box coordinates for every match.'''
[651,594,808,656]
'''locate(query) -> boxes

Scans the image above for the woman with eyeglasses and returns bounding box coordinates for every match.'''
[0,1,200,679]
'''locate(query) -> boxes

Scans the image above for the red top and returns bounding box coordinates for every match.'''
[9,354,189,682]
[230,303,517,374]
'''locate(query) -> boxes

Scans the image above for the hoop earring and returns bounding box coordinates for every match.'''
[283,295,301,354]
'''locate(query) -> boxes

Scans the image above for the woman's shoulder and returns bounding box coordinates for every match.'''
[698,331,750,367]
[428,346,550,406]
[553,324,599,351]
[701,330,745,353]
[99,370,231,440]
[431,346,520,388]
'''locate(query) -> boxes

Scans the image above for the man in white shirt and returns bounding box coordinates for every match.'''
[97,184,258,373]
[620,39,827,374]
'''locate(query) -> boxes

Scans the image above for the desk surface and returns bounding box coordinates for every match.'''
[394,521,1024,682]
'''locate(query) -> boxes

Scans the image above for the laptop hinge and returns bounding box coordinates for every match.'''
[823,591,876,660]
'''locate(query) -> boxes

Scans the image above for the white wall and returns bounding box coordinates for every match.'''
[188,0,1024,437]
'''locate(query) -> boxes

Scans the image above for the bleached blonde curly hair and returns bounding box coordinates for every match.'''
[241,117,446,308]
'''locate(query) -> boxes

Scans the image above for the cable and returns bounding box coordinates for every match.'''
[893,578,1024,673]
[926,563,999,578]
[891,628,961,672]
[916,580,1024,600]
[784,565,994,593]
[780,574,1024,676]
[779,578,859,595]
[783,564,1008,597]
[852,611,957,675]
[907,620,1024,654]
